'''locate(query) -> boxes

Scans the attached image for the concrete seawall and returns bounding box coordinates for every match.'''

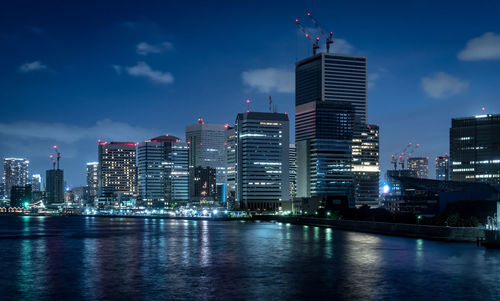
[260,216,485,242]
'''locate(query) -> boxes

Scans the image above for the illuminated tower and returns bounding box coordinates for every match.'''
[3,158,29,198]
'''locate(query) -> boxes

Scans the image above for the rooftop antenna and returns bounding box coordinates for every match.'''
[246,99,251,113]
[295,18,320,55]
[307,12,334,53]
[49,154,55,170]
[269,96,272,112]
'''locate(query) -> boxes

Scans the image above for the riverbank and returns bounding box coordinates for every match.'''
[254,216,485,242]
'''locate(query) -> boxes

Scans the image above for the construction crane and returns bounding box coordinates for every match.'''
[295,18,320,55]
[53,145,61,170]
[306,12,333,53]
[49,154,55,170]
[391,142,412,170]
[404,143,420,164]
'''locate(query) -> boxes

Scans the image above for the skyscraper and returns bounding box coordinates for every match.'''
[225,125,237,208]
[86,162,99,197]
[31,174,42,192]
[46,169,64,204]
[450,114,500,185]
[98,141,137,197]
[289,144,297,200]
[407,157,429,179]
[137,135,188,208]
[435,155,449,181]
[352,124,380,207]
[3,158,29,198]
[295,52,370,208]
[186,121,228,203]
[235,112,290,211]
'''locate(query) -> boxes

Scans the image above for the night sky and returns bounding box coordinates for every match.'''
[1,0,500,187]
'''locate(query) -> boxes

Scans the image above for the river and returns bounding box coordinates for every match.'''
[0,216,498,300]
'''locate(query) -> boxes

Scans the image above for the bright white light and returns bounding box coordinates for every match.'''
[383,184,390,194]
[202,209,208,215]
[213,209,218,215]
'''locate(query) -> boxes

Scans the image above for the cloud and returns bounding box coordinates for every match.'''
[458,32,500,61]
[368,73,380,89]
[421,72,469,99]
[112,65,122,74]
[242,68,294,93]
[333,39,353,54]
[125,62,174,84]
[18,61,48,73]
[136,41,173,55]
[0,119,160,143]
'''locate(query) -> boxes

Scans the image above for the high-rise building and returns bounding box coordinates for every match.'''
[3,158,29,198]
[450,114,500,185]
[31,174,42,192]
[352,124,380,207]
[407,157,429,179]
[235,112,290,211]
[46,169,64,204]
[296,101,355,205]
[98,141,137,197]
[295,52,370,208]
[436,155,450,181]
[137,135,188,208]
[225,126,237,208]
[10,185,32,207]
[289,144,297,200]
[186,121,228,203]
[189,166,217,203]
[86,162,99,198]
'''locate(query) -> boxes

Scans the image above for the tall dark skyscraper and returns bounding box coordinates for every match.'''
[46,169,64,204]
[295,52,372,208]
[235,112,290,211]
[450,114,500,185]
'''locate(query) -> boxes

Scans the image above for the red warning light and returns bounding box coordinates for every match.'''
[295,19,299,23]
[307,13,311,16]
[53,145,57,149]
[246,99,250,104]
[482,107,486,111]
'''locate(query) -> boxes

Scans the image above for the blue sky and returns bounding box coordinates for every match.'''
[1,0,500,187]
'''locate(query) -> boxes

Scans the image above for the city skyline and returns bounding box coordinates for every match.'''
[1,1,500,186]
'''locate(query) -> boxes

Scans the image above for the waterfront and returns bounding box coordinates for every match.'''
[0,216,499,300]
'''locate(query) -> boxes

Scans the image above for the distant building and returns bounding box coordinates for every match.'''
[289,144,297,200]
[98,141,137,197]
[137,135,188,208]
[407,157,429,179]
[450,114,500,185]
[46,169,64,204]
[3,158,29,198]
[436,156,450,181]
[86,162,99,198]
[235,112,290,211]
[189,166,217,204]
[352,124,380,207]
[31,174,42,192]
[386,169,417,196]
[10,185,32,207]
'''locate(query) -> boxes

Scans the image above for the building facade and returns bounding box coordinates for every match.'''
[235,112,290,211]
[86,162,99,198]
[407,157,429,179]
[352,124,380,207]
[186,122,228,203]
[436,155,450,181]
[31,174,42,192]
[3,158,29,198]
[137,135,188,208]
[295,52,371,208]
[97,141,137,197]
[289,144,297,200]
[450,114,500,185]
[46,169,64,204]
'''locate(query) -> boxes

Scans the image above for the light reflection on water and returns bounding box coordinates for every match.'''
[0,216,499,300]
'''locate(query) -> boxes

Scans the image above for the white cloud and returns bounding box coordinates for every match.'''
[125,61,174,84]
[242,68,294,93]
[112,65,122,74]
[368,73,380,89]
[0,119,159,143]
[18,61,48,73]
[333,39,353,54]
[136,41,173,55]
[458,32,500,61]
[421,72,469,99]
